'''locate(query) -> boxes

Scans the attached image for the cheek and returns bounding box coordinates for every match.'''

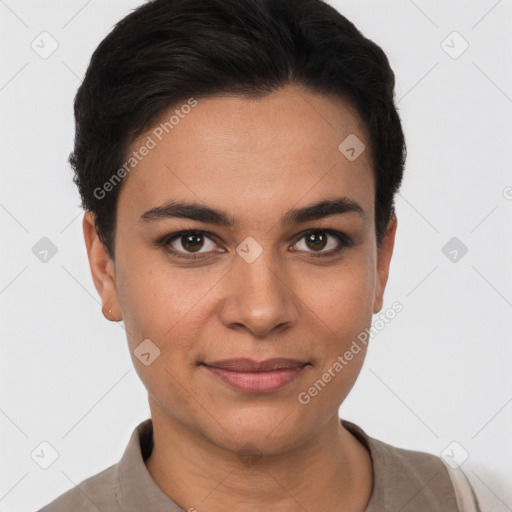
[115,259,214,417]
[296,254,376,341]
[116,251,216,344]
[293,260,375,411]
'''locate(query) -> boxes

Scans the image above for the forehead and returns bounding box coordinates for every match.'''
[117,86,374,227]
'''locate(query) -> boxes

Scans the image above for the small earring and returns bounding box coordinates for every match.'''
[102,305,113,321]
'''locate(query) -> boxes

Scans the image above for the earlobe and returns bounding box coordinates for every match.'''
[373,214,397,314]
[83,212,121,321]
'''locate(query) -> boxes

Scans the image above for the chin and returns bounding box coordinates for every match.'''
[196,407,312,455]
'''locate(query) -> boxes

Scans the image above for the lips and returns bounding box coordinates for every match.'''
[200,358,310,393]
[202,357,308,372]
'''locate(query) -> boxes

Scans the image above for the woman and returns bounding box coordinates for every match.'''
[39,0,480,510]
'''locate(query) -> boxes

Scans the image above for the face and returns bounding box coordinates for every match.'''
[84,85,396,455]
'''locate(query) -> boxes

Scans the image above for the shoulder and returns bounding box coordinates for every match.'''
[341,419,476,512]
[37,463,119,512]
[37,418,158,512]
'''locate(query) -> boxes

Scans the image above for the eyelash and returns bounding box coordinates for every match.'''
[155,229,353,261]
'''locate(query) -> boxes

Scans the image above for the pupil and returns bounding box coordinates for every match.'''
[307,232,327,251]
[183,233,203,252]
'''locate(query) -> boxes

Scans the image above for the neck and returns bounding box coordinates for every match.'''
[145,407,373,512]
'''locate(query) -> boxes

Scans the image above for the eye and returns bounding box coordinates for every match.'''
[291,229,351,257]
[156,228,352,261]
[157,230,223,260]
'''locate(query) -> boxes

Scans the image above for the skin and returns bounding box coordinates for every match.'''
[84,84,397,512]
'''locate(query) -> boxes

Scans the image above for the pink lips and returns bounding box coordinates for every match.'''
[201,358,309,393]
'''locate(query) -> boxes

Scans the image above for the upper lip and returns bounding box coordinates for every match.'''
[202,358,308,372]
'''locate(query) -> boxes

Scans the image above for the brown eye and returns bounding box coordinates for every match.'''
[304,231,328,251]
[179,233,205,252]
[291,229,351,257]
[158,230,222,259]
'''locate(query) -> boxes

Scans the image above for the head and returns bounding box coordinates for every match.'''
[78,0,405,454]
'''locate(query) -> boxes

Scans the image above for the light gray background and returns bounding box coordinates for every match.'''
[1,1,511,510]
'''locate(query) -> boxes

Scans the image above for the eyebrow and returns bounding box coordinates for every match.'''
[138,196,365,226]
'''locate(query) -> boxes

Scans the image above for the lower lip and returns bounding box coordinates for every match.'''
[202,365,308,393]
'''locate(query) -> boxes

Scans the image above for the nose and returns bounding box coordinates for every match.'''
[219,248,299,338]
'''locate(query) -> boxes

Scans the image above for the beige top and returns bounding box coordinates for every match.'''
[38,418,473,511]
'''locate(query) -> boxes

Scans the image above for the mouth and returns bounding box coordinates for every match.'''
[199,358,310,393]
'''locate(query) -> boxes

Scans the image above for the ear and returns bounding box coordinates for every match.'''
[373,214,397,314]
[83,211,121,321]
